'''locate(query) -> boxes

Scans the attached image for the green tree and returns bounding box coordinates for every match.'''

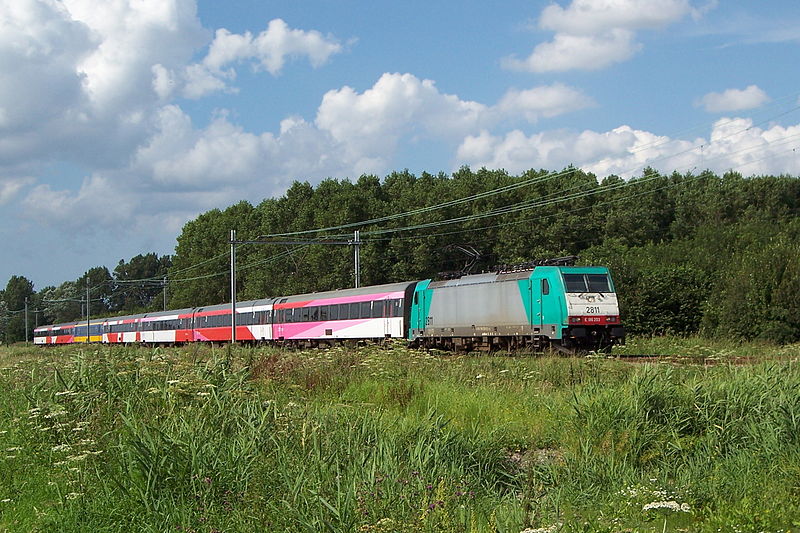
[3,275,34,342]
[112,253,172,312]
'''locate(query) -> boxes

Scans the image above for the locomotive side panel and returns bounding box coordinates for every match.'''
[422,279,531,337]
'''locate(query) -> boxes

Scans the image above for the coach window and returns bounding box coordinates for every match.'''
[300,307,310,322]
[372,301,383,318]
[329,304,339,321]
[393,299,403,317]
[310,307,319,321]
[319,306,328,321]
[360,302,371,319]
[348,303,359,320]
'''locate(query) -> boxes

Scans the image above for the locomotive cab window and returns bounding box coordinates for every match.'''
[586,274,610,293]
[541,279,549,295]
[563,273,611,293]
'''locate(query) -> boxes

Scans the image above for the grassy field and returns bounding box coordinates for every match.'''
[0,338,799,532]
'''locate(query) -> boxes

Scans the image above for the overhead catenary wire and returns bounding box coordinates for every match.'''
[257,98,800,240]
[148,133,800,286]
[355,135,800,239]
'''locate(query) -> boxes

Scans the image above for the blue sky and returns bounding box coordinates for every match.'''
[2,0,800,290]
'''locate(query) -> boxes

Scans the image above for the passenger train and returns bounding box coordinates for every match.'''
[34,265,625,353]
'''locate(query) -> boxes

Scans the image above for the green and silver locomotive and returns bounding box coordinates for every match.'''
[408,264,624,352]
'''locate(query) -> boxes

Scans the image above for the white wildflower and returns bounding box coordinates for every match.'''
[520,524,561,533]
[642,500,690,513]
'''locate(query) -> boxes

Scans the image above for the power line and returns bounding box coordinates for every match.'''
[256,99,800,240]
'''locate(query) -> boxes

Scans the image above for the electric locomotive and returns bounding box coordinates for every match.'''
[409,264,623,352]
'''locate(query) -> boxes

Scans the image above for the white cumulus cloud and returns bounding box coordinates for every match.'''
[0,177,35,206]
[505,0,708,73]
[315,73,591,174]
[698,85,770,113]
[170,18,344,99]
[1,1,349,238]
[456,118,800,178]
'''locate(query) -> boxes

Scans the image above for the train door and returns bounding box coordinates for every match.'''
[539,273,562,339]
[383,300,391,338]
[274,298,288,340]
[410,287,427,338]
[275,312,284,340]
[526,277,545,330]
[529,272,558,337]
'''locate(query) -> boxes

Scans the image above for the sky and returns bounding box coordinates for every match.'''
[3,0,800,290]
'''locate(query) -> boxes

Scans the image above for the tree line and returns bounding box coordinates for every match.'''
[4,167,800,344]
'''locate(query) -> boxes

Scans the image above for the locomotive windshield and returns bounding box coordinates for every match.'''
[563,273,611,293]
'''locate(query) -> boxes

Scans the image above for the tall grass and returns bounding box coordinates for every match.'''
[0,341,798,531]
